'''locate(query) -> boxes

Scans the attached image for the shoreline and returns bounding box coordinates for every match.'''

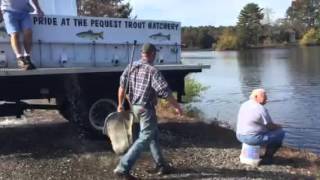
[159,111,320,156]
[157,106,320,156]
[156,107,320,178]
[181,43,317,52]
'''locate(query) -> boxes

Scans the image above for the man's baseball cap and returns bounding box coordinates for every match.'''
[141,43,156,53]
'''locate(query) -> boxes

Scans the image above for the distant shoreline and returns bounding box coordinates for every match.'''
[181,42,320,52]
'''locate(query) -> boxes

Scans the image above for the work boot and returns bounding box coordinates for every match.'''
[147,164,172,175]
[155,165,172,175]
[113,169,137,180]
[17,56,36,70]
[260,156,273,165]
[17,57,26,69]
[260,143,282,165]
[23,56,36,70]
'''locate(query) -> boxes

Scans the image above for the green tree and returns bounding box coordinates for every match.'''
[237,3,264,48]
[286,0,320,35]
[216,28,238,51]
[197,30,214,49]
[270,19,292,43]
[77,0,132,18]
[300,28,320,45]
[181,26,224,49]
[182,27,198,48]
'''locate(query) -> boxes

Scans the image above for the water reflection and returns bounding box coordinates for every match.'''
[237,50,263,97]
[182,47,320,154]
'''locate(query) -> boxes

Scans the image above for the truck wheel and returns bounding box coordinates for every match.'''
[56,75,93,132]
[56,97,71,120]
[57,75,118,135]
[56,94,90,128]
[89,98,117,131]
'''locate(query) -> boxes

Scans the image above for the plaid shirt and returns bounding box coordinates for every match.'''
[120,60,172,108]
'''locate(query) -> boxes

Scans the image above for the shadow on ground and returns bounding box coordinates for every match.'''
[0,120,112,159]
[151,167,312,180]
[158,121,241,149]
[0,119,239,157]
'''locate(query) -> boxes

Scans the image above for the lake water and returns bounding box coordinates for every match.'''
[182,47,320,154]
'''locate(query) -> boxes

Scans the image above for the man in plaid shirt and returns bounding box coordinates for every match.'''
[114,43,183,179]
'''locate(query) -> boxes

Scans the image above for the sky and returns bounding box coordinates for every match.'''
[124,0,293,27]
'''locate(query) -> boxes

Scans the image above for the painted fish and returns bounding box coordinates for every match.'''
[149,33,170,41]
[76,30,104,40]
[0,26,8,38]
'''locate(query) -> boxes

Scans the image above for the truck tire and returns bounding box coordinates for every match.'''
[56,96,71,120]
[56,75,117,135]
[56,78,90,127]
[56,93,89,127]
[89,98,117,131]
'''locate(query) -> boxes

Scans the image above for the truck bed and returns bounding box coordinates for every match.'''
[0,64,209,77]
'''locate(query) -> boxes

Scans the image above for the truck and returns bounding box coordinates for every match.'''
[0,3,207,134]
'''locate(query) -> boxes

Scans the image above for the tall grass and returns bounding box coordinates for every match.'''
[183,77,208,118]
[183,77,208,103]
[157,77,208,119]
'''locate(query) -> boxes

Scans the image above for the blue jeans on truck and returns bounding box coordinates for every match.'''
[114,105,166,174]
[3,10,33,34]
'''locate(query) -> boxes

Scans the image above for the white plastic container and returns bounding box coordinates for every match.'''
[239,143,261,166]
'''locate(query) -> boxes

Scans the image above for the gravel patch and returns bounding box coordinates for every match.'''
[0,110,318,179]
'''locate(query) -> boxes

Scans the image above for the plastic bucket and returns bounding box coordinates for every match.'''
[239,143,261,166]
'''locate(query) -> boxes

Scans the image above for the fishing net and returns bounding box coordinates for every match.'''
[103,111,135,155]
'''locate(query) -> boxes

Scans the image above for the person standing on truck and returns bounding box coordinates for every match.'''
[0,0,43,70]
[114,43,183,179]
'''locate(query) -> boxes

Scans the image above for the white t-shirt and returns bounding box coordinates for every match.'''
[236,99,273,135]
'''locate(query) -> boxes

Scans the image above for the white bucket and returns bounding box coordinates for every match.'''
[239,143,261,166]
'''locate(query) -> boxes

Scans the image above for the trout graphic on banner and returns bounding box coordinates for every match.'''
[149,33,170,41]
[76,30,104,40]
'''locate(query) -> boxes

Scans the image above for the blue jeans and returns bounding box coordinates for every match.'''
[115,105,165,173]
[237,128,285,146]
[3,10,32,34]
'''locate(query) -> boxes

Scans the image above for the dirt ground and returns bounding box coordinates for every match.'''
[0,110,319,180]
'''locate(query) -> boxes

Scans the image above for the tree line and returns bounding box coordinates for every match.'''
[74,0,320,49]
[76,0,131,18]
[182,0,320,50]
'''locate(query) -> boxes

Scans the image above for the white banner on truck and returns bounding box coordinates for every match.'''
[0,15,181,68]
[32,15,180,45]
